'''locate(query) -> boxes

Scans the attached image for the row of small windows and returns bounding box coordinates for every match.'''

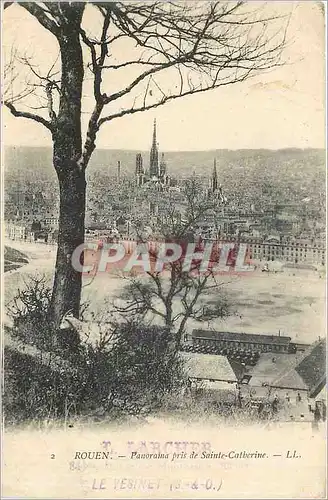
[193,339,289,352]
[250,254,325,262]
[249,245,324,252]
[246,241,324,248]
[251,246,324,254]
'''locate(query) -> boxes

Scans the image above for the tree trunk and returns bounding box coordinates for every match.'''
[165,302,173,329]
[49,168,86,326]
[48,21,85,328]
[176,319,187,345]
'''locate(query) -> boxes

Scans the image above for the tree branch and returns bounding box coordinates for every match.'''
[97,69,255,127]
[4,100,53,131]
[19,2,60,35]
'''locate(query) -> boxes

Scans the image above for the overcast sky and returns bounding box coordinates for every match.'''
[2,1,325,151]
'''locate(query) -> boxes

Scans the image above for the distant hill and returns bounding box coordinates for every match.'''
[4,145,325,180]
[4,146,326,218]
[4,145,325,226]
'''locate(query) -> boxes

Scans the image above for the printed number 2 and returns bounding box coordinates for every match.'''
[51,454,55,459]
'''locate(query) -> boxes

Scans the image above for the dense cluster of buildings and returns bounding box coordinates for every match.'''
[4,119,326,268]
[5,222,57,244]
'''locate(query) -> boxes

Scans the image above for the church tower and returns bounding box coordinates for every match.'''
[149,118,159,177]
[159,152,167,178]
[135,153,144,186]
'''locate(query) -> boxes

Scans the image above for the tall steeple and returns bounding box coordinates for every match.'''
[117,160,121,181]
[149,118,159,177]
[152,118,157,148]
[212,158,218,192]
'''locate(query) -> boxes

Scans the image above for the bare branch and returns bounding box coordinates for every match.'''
[19,2,60,35]
[4,100,53,131]
[92,1,287,128]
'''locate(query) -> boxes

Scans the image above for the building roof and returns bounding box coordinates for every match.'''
[180,352,237,383]
[247,340,326,393]
[273,369,308,391]
[295,339,326,397]
[192,330,291,345]
[247,353,307,389]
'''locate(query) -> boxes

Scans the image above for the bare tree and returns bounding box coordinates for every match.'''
[3,1,288,329]
[114,178,234,347]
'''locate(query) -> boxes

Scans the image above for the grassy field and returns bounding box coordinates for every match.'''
[4,240,326,344]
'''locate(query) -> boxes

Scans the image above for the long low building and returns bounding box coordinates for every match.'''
[191,330,294,354]
[203,236,326,267]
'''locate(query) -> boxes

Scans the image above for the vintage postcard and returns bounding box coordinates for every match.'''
[1,1,326,499]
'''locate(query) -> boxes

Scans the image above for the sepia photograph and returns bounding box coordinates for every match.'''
[1,1,326,498]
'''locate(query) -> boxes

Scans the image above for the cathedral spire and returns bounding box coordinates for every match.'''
[117,160,121,181]
[212,158,218,192]
[152,118,157,148]
[149,118,159,177]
